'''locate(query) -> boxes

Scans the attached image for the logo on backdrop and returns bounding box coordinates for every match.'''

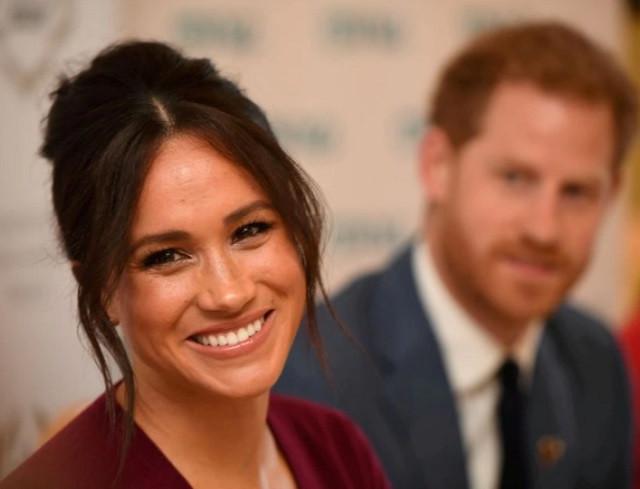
[458,5,528,37]
[396,108,424,149]
[271,116,337,156]
[324,10,402,49]
[0,0,73,93]
[332,215,404,253]
[175,11,255,51]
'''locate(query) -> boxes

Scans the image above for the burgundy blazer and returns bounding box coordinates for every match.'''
[0,393,390,489]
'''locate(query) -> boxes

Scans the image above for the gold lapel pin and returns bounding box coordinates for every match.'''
[536,435,566,467]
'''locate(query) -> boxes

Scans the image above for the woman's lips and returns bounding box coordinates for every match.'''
[185,310,276,359]
[190,314,266,347]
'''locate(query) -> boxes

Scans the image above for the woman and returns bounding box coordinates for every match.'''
[0,41,390,489]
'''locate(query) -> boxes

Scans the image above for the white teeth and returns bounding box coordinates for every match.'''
[237,327,249,342]
[226,331,238,346]
[193,315,266,348]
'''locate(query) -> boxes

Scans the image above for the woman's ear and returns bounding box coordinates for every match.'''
[105,288,121,327]
[71,261,82,282]
[73,260,122,326]
[418,126,455,204]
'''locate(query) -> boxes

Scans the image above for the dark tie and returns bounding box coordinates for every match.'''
[498,359,529,489]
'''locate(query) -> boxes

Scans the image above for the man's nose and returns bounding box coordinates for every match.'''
[522,189,561,247]
[195,253,255,314]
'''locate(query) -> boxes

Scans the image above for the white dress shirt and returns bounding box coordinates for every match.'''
[411,240,543,489]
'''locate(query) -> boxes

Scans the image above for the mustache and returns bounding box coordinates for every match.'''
[494,241,569,269]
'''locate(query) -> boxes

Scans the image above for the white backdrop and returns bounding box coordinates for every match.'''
[0,0,627,475]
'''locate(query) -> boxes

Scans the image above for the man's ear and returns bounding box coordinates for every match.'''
[418,126,455,204]
[609,167,623,202]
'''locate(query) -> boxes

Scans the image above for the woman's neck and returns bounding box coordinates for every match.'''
[117,383,279,488]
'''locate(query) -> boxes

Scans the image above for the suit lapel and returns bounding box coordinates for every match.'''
[368,248,469,489]
[362,248,582,489]
[528,323,577,489]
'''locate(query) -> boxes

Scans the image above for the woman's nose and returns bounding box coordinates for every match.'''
[195,253,255,314]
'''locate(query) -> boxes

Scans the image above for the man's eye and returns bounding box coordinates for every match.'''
[232,221,274,243]
[563,183,595,200]
[140,248,185,269]
[502,170,524,184]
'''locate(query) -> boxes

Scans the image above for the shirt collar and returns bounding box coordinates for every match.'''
[411,238,543,394]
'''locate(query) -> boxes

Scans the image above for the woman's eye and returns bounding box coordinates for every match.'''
[140,248,186,269]
[232,221,274,244]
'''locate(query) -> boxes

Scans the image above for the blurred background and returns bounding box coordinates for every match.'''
[1,0,639,477]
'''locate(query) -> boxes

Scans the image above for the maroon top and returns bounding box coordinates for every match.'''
[0,393,390,489]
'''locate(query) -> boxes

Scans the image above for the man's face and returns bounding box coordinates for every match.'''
[424,81,616,336]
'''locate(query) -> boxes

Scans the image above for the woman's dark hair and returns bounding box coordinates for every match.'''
[41,40,331,459]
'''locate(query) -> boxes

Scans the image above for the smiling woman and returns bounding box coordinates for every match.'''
[111,134,308,404]
[0,42,390,489]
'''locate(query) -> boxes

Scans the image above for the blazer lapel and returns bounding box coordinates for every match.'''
[368,248,469,489]
[528,325,577,489]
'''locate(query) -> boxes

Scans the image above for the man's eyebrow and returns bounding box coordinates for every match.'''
[223,200,274,225]
[500,157,536,168]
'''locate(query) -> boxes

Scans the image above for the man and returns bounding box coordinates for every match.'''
[276,21,639,489]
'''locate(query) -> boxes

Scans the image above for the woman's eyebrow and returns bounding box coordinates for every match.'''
[224,200,274,225]
[129,230,190,254]
[128,201,274,254]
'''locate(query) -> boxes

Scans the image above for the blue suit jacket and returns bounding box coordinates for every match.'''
[276,246,632,489]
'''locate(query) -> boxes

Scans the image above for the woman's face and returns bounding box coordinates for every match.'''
[108,133,306,401]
